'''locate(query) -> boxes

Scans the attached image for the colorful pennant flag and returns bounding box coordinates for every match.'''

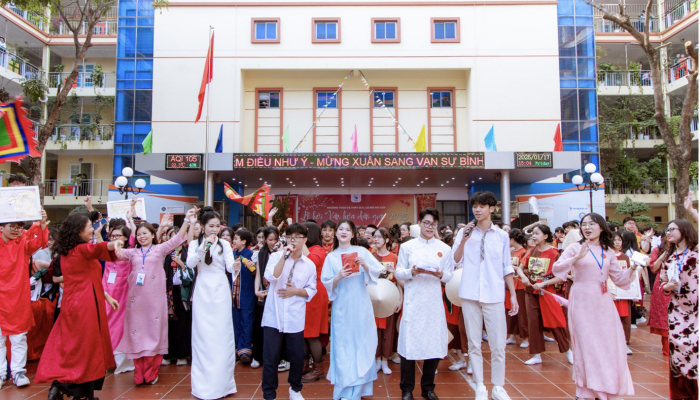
[553,123,563,151]
[281,124,290,152]
[141,130,152,154]
[413,124,427,152]
[351,124,358,152]
[484,124,498,152]
[195,32,214,123]
[0,98,41,163]
[223,182,275,219]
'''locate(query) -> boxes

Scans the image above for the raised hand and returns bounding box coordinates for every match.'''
[40,208,49,229]
[574,240,591,261]
[161,212,173,228]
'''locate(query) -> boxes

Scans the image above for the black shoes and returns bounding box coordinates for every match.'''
[421,390,439,400]
[240,353,252,365]
[402,391,414,400]
[47,386,62,400]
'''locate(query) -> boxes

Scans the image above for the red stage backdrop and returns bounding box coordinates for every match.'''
[297,194,415,226]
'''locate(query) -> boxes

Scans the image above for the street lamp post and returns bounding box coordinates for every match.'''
[572,163,605,212]
[115,167,146,200]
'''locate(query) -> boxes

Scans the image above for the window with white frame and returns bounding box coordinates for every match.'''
[258,91,280,109]
[431,91,452,108]
[317,91,338,108]
[315,21,338,40]
[254,21,278,40]
[374,21,397,40]
[374,91,395,107]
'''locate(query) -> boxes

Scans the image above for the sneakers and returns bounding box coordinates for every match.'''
[467,363,473,374]
[630,324,638,329]
[278,360,290,372]
[161,358,170,366]
[519,340,529,349]
[543,335,555,342]
[251,359,261,369]
[637,317,647,325]
[381,360,392,375]
[149,377,158,385]
[391,355,401,364]
[448,361,466,371]
[482,333,489,342]
[505,336,517,345]
[626,347,633,355]
[475,385,488,400]
[13,373,30,387]
[491,386,512,400]
[566,349,574,365]
[524,354,542,365]
[176,358,188,366]
[289,388,305,400]
[376,358,382,372]
[240,353,252,365]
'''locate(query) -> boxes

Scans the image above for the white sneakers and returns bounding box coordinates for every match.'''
[448,361,467,371]
[543,335,555,342]
[482,333,489,342]
[14,373,30,387]
[626,347,633,355]
[566,350,574,364]
[524,354,543,365]
[251,359,261,369]
[475,385,489,400]
[289,388,305,400]
[491,386,512,400]
[391,355,401,364]
[381,360,392,375]
[630,324,638,329]
[519,340,529,349]
[278,360,290,372]
[376,358,382,372]
[637,317,647,325]
[505,336,517,345]
[149,377,158,385]
[176,358,188,366]
[467,363,473,374]
[161,358,170,366]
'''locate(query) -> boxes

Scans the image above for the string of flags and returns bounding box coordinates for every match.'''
[291,70,353,153]
[358,70,418,148]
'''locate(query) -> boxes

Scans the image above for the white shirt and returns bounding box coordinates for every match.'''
[395,237,454,360]
[262,251,317,334]
[452,223,514,304]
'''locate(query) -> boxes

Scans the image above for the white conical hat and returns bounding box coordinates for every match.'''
[445,268,463,306]
[367,279,401,318]
[410,224,421,238]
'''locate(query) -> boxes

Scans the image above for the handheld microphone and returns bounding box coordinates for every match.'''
[463,219,477,238]
[283,248,292,260]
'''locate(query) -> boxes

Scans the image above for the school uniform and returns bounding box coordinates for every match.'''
[232,247,256,358]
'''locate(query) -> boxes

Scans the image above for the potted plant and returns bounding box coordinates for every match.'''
[91,64,104,88]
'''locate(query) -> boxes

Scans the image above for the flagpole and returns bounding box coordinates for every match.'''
[205,26,213,207]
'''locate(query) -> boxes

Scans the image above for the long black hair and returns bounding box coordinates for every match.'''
[666,219,698,254]
[333,219,358,250]
[621,231,639,254]
[53,213,90,256]
[533,224,554,244]
[578,212,614,251]
[509,228,527,248]
[198,210,224,265]
[303,222,322,248]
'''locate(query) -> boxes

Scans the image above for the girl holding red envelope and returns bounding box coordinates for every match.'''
[515,224,572,366]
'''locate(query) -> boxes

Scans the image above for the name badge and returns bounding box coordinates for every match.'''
[136,272,146,286]
[601,280,608,294]
[107,271,117,284]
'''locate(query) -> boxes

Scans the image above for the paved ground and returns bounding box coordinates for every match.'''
[0,320,670,400]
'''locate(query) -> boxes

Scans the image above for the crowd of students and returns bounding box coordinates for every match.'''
[0,176,698,400]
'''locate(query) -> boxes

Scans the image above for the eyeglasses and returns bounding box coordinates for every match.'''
[6,225,22,231]
[110,234,125,239]
[580,223,598,228]
[421,220,438,229]
[287,236,307,242]
[666,227,678,233]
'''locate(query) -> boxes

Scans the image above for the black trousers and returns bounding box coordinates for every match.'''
[400,356,440,393]
[252,303,265,362]
[262,328,305,399]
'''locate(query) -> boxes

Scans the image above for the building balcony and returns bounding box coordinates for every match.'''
[0,50,43,81]
[605,178,675,206]
[597,70,655,95]
[43,179,111,206]
[45,124,114,154]
[4,4,118,37]
[664,0,695,30]
[667,58,693,92]
[47,72,115,96]
[594,4,661,33]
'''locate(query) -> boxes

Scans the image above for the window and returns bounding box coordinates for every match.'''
[374,91,394,107]
[312,18,341,43]
[372,19,400,43]
[258,91,280,109]
[317,91,337,108]
[251,18,280,43]
[431,17,460,43]
[431,91,452,108]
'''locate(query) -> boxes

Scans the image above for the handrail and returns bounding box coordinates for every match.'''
[605,178,672,196]
[43,179,112,198]
[668,59,693,83]
[0,49,43,79]
[51,124,114,141]
[4,3,47,32]
[48,72,116,89]
[598,70,652,87]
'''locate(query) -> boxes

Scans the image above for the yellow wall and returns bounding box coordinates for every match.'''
[606,206,670,226]
[56,155,113,181]
[58,57,116,73]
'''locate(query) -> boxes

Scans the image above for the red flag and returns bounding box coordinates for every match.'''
[195,32,214,123]
[553,123,563,151]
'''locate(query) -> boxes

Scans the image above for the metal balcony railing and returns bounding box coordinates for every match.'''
[668,59,693,83]
[5,3,47,32]
[43,179,111,198]
[0,50,43,79]
[51,124,114,141]
[665,0,694,28]
[605,178,672,196]
[48,72,116,89]
[600,124,661,140]
[595,18,660,33]
[593,4,661,32]
[598,70,653,87]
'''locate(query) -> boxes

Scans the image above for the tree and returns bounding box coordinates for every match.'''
[615,196,653,223]
[586,0,698,220]
[2,0,167,201]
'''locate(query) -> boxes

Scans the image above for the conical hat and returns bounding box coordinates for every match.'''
[367,279,401,318]
[410,224,421,238]
[445,268,463,307]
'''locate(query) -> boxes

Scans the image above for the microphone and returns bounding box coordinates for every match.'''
[283,248,292,260]
[463,219,477,237]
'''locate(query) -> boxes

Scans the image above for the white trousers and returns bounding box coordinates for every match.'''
[461,300,506,387]
[0,329,28,379]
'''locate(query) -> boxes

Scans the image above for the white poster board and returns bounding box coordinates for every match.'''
[107,198,147,221]
[567,205,590,223]
[607,259,642,300]
[0,186,42,223]
[538,204,555,222]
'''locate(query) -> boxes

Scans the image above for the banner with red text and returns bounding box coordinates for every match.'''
[297,194,414,227]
